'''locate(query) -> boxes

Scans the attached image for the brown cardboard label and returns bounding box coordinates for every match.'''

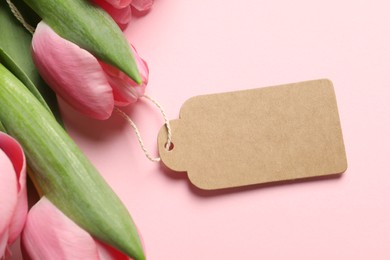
[158,79,347,190]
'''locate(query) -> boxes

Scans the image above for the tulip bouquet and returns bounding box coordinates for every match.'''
[0,0,152,259]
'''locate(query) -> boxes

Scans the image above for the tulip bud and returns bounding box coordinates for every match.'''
[22,197,137,260]
[94,0,132,26]
[32,22,149,119]
[22,0,142,84]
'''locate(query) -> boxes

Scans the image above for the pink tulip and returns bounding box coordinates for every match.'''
[22,197,137,260]
[130,0,154,12]
[93,0,132,26]
[92,0,153,27]
[32,21,149,120]
[98,0,132,9]
[0,132,27,258]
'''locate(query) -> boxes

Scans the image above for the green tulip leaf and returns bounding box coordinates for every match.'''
[23,0,142,84]
[0,49,50,111]
[0,0,62,124]
[0,120,6,133]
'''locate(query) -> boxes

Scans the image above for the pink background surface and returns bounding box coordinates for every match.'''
[12,0,390,259]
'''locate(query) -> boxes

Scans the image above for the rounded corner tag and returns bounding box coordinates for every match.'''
[157,79,347,191]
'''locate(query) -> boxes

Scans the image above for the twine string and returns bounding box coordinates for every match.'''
[5,0,35,34]
[115,95,172,163]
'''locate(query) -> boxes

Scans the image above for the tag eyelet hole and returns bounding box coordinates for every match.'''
[165,142,174,152]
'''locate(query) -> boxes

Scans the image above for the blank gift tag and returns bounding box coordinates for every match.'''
[158,79,347,190]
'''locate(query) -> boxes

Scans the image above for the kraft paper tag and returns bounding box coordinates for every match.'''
[158,79,347,190]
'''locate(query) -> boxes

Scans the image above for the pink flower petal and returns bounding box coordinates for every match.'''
[0,133,27,257]
[131,0,153,12]
[0,230,9,258]
[0,149,17,258]
[0,133,28,245]
[0,149,17,236]
[96,241,132,260]
[102,68,144,106]
[98,0,132,9]
[94,0,132,25]
[32,22,114,120]
[22,197,101,260]
[100,45,148,106]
